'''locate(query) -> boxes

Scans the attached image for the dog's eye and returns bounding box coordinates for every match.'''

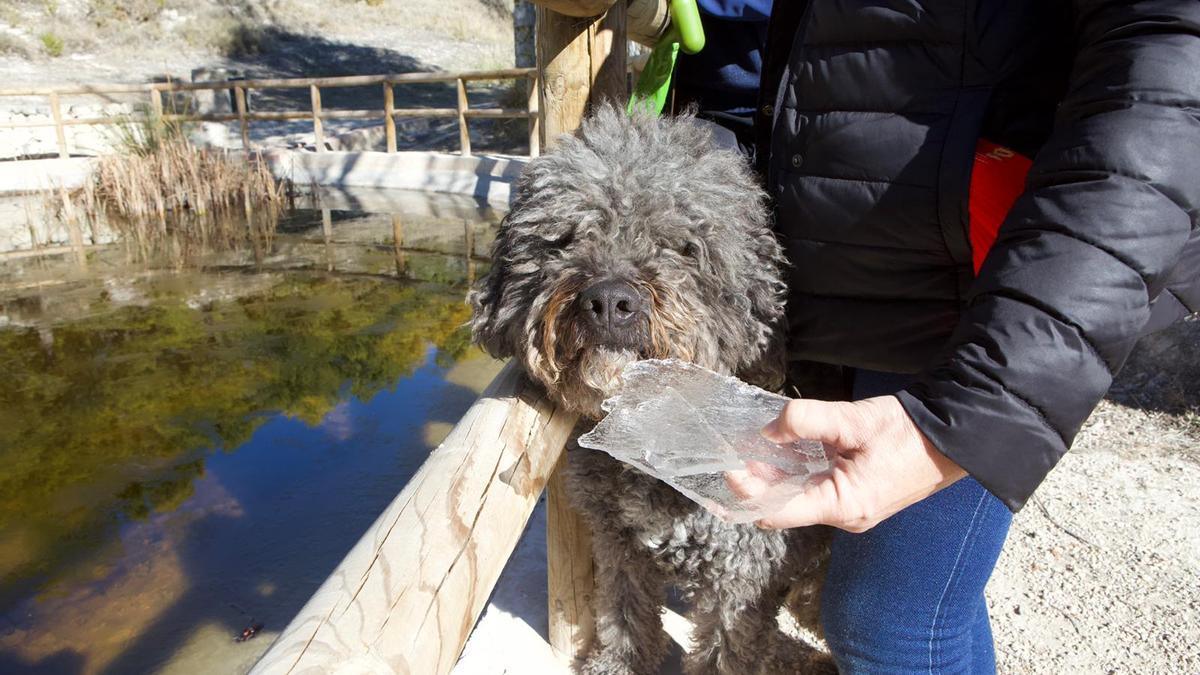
[680,242,701,258]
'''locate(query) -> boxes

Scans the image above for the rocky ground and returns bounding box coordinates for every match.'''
[988,317,1200,673]
[0,0,526,158]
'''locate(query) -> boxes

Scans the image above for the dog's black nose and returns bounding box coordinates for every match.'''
[579,280,643,332]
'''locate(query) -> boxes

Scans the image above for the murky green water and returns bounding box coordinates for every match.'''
[0,191,504,674]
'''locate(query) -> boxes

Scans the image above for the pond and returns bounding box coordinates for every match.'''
[0,190,504,674]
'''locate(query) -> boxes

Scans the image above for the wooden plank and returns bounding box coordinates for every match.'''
[456,78,471,157]
[0,108,532,130]
[310,84,325,153]
[464,219,476,285]
[383,83,397,153]
[250,362,578,675]
[47,92,68,159]
[536,8,593,146]
[536,3,627,662]
[0,68,538,97]
[589,0,628,105]
[321,207,334,270]
[527,72,541,157]
[234,86,250,151]
[527,0,616,16]
[148,89,164,125]
[391,214,406,276]
[546,454,596,661]
[462,108,534,119]
[627,0,670,45]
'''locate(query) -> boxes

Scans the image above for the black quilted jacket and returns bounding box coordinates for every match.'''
[759,1,1200,510]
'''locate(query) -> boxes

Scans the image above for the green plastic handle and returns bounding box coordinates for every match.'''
[670,0,705,55]
[626,0,706,116]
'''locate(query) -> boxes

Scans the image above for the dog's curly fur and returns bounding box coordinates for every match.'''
[470,107,831,674]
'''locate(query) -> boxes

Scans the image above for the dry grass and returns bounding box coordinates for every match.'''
[63,118,290,265]
[0,33,34,58]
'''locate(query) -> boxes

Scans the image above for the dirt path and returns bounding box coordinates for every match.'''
[988,318,1200,673]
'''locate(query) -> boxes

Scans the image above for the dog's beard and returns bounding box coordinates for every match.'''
[524,273,704,419]
[560,346,637,418]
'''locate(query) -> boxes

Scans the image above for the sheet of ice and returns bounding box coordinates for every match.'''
[577,359,831,523]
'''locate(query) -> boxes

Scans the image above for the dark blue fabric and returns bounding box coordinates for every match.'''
[820,370,1013,674]
[673,1,773,117]
[695,0,772,21]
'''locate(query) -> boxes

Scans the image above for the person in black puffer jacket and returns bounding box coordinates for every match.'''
[721,1,1200,672]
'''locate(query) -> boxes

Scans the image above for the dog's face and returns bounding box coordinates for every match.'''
[470,107,786,418]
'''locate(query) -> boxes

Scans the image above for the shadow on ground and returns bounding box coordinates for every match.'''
[203,28,527,154]
[1109,316,1200,420]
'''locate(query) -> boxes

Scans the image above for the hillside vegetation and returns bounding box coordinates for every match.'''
[0,0,515,87]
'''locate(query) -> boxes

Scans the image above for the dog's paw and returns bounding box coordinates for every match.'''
[576,646,667,675]
[576,655,637,675]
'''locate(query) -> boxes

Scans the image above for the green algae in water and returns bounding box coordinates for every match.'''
[0,199,503,674]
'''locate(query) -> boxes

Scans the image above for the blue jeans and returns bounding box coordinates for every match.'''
[820,370,1013,674]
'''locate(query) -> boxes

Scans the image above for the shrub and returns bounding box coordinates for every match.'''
[38,31,64,57]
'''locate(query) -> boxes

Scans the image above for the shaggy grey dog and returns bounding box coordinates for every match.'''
[470,107,831,675]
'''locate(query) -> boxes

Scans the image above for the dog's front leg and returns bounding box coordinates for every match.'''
[579,525,671,675]
[684,583,785,675]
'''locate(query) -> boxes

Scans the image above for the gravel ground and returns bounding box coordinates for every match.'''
[988,317,1200,673]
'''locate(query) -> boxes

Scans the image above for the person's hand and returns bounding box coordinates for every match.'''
[726,395,967,532]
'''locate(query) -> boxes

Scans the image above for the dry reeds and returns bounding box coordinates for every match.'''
[79,130,289,265]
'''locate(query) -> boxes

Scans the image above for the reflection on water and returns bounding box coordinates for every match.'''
[0,190,504,674]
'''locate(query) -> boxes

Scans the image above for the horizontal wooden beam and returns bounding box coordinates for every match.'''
[0,108,533,129]
[526,0,617,17]
[0,68,538,98]
[251,362,578,675]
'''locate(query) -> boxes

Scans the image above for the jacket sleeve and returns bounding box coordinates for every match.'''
[896,0,1200,511]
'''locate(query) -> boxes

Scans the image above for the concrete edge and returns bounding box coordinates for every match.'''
[262,150,528,207]
[0,157,96,193]
[0,151,529,207]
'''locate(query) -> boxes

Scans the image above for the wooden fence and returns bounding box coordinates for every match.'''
[0,67,540,158]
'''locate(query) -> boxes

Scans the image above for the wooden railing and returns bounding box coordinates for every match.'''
[0,67,540,158]
[251,362,578,674]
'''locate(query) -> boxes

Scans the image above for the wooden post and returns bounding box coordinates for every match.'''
[250,363,578,675]
[147,88,164,121]
[310,84,325,153]
[589,3,628,107]
[464,219,476,286]
[383,82,397,153]
[534,0,626,662]
[456,77,471,156]
[234,86,251,150]
[321,207,334,271]
[47,92,68,159]
[527,71,541,157]
[391,214,406,276]
[546,454,596,660]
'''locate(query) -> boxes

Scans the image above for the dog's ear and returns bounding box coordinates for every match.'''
[737,211,790,390]
[468,216,517,358]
